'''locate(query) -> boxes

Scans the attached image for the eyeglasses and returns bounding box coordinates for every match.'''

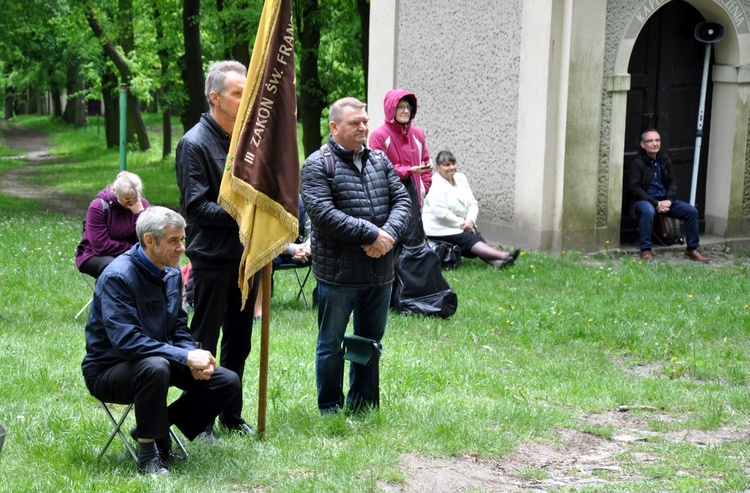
[396,105,412,112]
[119,196,138,206]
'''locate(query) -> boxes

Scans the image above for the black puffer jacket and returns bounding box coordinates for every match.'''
[175,114,243,269]
[301,138,411,286]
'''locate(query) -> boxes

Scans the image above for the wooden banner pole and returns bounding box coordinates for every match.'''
[257,263,272,438]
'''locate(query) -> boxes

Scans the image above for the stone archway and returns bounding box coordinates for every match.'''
[619,1,713,244]
[607,0,750,243]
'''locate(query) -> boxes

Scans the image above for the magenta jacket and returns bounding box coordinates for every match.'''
[75,185,150,270]
[369,89,432,206]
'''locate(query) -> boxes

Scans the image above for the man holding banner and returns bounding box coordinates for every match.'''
[216,0,302,435]
[301,97,411,414]
[175,61,260,439]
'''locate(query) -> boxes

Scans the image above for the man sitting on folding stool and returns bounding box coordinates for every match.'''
[81,206,240,476]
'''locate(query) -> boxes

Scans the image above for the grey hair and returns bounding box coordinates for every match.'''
[329,97,366,123]
[112,171,143,198]
[641,128,660,141]
[136,206,186,244]
[436,150,456,167]
[204,60,247,107]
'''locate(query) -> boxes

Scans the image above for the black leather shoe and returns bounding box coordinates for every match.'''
[497,257,515,269]
[509,248,521,261]
[137,456,169,476]
[226,422,254,435]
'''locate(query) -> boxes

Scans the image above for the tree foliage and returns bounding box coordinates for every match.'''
[0,0,370,157]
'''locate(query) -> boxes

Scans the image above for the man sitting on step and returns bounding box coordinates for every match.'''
[627,129,708,263]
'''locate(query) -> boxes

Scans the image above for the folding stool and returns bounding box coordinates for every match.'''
[75,272,96,320]
[273,261,312,308]
[98,400,189,461]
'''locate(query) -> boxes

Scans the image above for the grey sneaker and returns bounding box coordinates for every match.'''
[137,456,169,476]
[195,429,216,443]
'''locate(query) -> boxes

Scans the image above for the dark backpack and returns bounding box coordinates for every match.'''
[75,198,108,258]
[655,215,684,246]
[428,239,462,270]
[319,144,386,179]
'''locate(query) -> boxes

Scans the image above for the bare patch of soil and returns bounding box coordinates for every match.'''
[378,362,749,491]
[0,120,89,215]
[379,408,747,492]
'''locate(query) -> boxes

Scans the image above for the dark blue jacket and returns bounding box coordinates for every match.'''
[81,245,196,384]
[301,138,410,286]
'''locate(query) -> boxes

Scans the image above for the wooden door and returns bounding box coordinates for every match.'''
[621,1,712,239]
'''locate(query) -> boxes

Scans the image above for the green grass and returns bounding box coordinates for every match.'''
[1,117,750,491]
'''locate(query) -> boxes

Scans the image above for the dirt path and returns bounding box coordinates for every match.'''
[0,120,90,215]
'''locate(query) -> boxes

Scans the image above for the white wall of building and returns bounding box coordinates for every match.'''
[369,0,750,251]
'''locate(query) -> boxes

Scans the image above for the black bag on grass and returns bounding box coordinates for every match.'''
[428,239,462,270]
[390,242,457,318]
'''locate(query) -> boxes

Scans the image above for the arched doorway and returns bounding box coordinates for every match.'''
[620,1,713,242]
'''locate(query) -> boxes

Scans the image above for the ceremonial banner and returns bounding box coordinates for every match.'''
[219,0,300,308]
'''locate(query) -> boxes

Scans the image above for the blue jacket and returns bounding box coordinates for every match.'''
[81,244,196,384]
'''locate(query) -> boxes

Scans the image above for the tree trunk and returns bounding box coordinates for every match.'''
[115,0,149,151]
[14,95,24,116]
[63,60,87,128]
[357,0,369,102]
[118,0,134,56]
[86,6,149,150]
[50,90,63,118]
[162,105,172,158]
[27,86,39,114]
[231,44,250,68]
[182,0,206,132]
[296,0,327,157]
[4,90,13,119]
[147,93,158,113]
[103,66,119,148]
[35,87,45,115]
[154,4,172,158]
[127,94,150,151]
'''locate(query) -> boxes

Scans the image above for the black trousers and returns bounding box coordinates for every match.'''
[400,178,425,247]
[79,255,116,279]
[189,266,260,428]
[86,357,240,441]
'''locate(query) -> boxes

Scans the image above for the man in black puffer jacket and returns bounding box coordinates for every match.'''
[301,97,411,414]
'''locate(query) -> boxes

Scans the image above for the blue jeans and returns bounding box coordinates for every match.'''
[315,281,392,412]
[634,199,700,251]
